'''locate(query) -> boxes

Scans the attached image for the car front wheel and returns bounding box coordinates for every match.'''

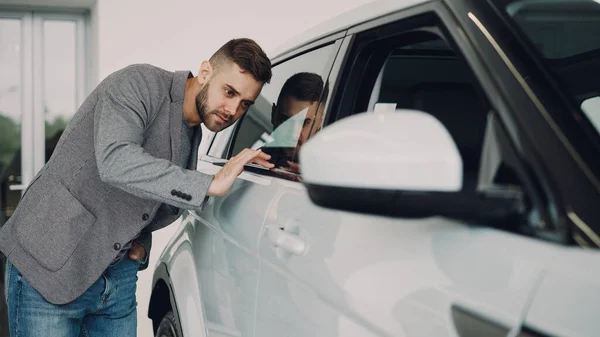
[155,311,180,337]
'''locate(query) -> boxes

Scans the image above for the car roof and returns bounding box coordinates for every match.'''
[270,0,432,60]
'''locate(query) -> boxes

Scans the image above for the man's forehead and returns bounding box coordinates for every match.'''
[216,60,243,76]
[283,97,320,112]
[215,62,261,96]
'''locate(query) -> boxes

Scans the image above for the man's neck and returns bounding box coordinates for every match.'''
[183,77,202,126]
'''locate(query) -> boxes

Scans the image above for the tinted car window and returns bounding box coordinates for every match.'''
[226,43,338,179]
[496,0,600,138]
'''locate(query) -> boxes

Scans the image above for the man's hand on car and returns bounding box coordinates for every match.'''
[208,148,274,197]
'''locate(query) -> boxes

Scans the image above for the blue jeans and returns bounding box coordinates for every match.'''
[4,258,140,337]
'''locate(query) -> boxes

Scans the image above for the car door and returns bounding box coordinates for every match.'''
[191,39,342,337]
[181,161,272,337]
[255,3,567,336]
[160,131,272,337]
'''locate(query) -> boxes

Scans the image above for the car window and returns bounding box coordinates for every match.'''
[222,43,338,179]
[495,0,600,139]
[339,25,491,191]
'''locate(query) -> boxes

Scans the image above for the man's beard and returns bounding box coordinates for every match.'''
[196,83,233,132]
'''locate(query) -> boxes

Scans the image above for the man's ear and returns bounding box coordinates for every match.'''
[197,60,213,86]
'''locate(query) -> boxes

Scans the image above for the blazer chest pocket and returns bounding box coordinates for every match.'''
[16,181,96,272]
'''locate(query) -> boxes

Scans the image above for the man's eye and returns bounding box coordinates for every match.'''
[242,102,250,109]
[226,90,234,96]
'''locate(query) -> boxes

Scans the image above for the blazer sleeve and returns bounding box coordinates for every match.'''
[93,66,212,210]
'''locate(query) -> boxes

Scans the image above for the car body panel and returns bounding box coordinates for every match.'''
[254,182,560,337]
[150,0,600,336]
[522,249,600,337]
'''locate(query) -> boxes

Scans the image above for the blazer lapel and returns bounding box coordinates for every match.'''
[168,70,193,165]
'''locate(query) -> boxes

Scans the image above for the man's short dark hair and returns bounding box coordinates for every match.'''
[210,38,272,84]
[274,72,329,124]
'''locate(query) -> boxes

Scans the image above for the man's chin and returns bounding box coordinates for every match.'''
[204,121,230,132]
[203,123,222,132]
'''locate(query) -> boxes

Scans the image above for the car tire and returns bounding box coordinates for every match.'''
[155,311,180,337]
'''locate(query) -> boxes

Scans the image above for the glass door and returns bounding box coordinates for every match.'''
[0,10,86,231]
[0,12,32,233]
[0,11,87,337]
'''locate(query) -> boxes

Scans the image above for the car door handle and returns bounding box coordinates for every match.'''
[265,225,307,256]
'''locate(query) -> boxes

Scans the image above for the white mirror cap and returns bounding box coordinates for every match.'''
[300,110,463,192]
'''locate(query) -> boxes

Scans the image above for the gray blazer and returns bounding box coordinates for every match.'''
[0,64,213,304]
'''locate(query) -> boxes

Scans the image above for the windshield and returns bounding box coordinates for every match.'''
[496,0,600,138]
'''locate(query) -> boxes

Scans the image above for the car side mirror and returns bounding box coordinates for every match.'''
[300,110,524,220]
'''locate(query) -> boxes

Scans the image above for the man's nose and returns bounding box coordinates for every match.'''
[224,99,239,116]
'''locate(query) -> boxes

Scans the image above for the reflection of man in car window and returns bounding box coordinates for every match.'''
[264,72,328,174]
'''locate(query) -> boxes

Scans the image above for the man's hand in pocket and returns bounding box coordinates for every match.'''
[128,242,146,263]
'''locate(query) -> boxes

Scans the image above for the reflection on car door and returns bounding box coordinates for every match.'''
[186,159,273,337]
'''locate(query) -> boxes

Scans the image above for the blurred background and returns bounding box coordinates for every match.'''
[0,0,375,335]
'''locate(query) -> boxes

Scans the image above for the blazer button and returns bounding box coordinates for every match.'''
[113,242,121,250]
[142,213,149,221]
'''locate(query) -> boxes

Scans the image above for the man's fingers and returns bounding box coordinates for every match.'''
[128,242,146,262]
[246,150,273,168]
[209,149,276,197]
[244,149,265,161]
[238,149,271,164]
[252,158,275,168]
[231,148,260,164]
[237,148,256,158]
[257,151,272,160]
[219,149,274,182]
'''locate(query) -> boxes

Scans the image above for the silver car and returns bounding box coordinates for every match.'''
[148,0,600,336]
